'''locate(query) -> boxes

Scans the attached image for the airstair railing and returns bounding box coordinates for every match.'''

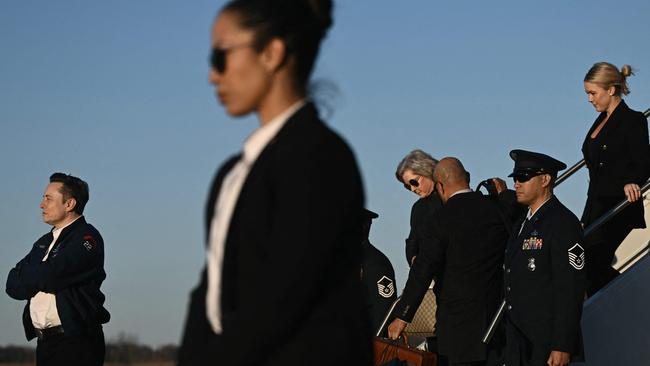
[583,179,650,237]
[555,107,650,187]
[583,179,650,272]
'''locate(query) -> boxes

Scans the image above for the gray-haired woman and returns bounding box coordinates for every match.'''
[395,149,443,266]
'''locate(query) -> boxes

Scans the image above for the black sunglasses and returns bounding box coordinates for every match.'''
[511,172,543,183]
[210,44,251,74]
[403,178,420,191]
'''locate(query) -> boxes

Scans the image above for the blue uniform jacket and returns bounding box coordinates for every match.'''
[504,196,586,361]
[5,216,110,340]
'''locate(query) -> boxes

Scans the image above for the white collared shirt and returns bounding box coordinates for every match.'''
[206,100,306,334]
[449,188,472,200]
[30,216,81,329]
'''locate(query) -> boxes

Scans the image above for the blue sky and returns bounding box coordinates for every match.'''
[2,1,649,346]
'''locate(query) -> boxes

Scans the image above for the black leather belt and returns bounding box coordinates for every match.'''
[34,325,64,340]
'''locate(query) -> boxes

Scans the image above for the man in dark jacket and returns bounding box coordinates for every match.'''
[504,150,586,366]
[360,209,397,336]
[5,173,109,366]
[388,157,509,366]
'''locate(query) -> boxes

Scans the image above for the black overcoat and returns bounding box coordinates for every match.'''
[405,192,443,266]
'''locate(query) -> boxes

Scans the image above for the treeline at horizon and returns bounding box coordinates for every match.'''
[0,332,177,364]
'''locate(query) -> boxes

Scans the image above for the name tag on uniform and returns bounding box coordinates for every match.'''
[522,236,543,250]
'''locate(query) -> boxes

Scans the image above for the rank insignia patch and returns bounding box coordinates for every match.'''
[377,276,395,298]
[522,236,543,250]
[568,243,585,270]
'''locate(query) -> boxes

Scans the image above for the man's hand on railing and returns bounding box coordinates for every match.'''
[623,183,643,202]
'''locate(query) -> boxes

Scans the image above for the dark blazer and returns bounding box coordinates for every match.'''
[405,193,443,265]
[178,103,372,366]
[394,191,508,363]
[504,196,586,363]
[581,100,650,228]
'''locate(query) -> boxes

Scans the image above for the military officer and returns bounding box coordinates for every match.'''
[503,150,586,366]
[360,209,397,336]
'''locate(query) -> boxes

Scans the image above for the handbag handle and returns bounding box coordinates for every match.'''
[396,333,408,345]
[378,334,410,363]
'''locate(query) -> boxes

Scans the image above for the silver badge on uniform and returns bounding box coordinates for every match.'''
[527,258,536,271]
[568,243,585,270]
[377,276,395,298]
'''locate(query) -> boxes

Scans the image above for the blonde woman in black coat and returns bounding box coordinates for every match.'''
[581,62,650,296]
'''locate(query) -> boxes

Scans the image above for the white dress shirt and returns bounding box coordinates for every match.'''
[30,216,81,329]
[206,100,306,334]
[449,188,472,200]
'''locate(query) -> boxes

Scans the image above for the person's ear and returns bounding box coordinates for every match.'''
[260,38,287,73]
[64,198,77,213]
[436,181,444,196]
[541,174,552,188]
[607,86,616,96]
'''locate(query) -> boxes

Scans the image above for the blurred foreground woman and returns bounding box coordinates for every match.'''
[581,62,650,296]
[178,1,372,365]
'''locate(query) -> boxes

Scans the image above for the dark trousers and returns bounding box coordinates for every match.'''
[36,328,105,366]
[505,318,547,366]
[430,332,502,366]
[584,223,632,296]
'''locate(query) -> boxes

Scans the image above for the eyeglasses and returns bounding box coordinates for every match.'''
[403,176,421,191]
[210,44,252,74]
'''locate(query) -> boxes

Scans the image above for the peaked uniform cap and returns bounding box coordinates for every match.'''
[508,149,567,177]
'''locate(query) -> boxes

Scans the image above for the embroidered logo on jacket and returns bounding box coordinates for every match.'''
[568,243,585,270]
[82,235,96,252]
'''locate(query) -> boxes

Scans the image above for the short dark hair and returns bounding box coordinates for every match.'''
[49,173,89,215]
[222,0,333,94]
